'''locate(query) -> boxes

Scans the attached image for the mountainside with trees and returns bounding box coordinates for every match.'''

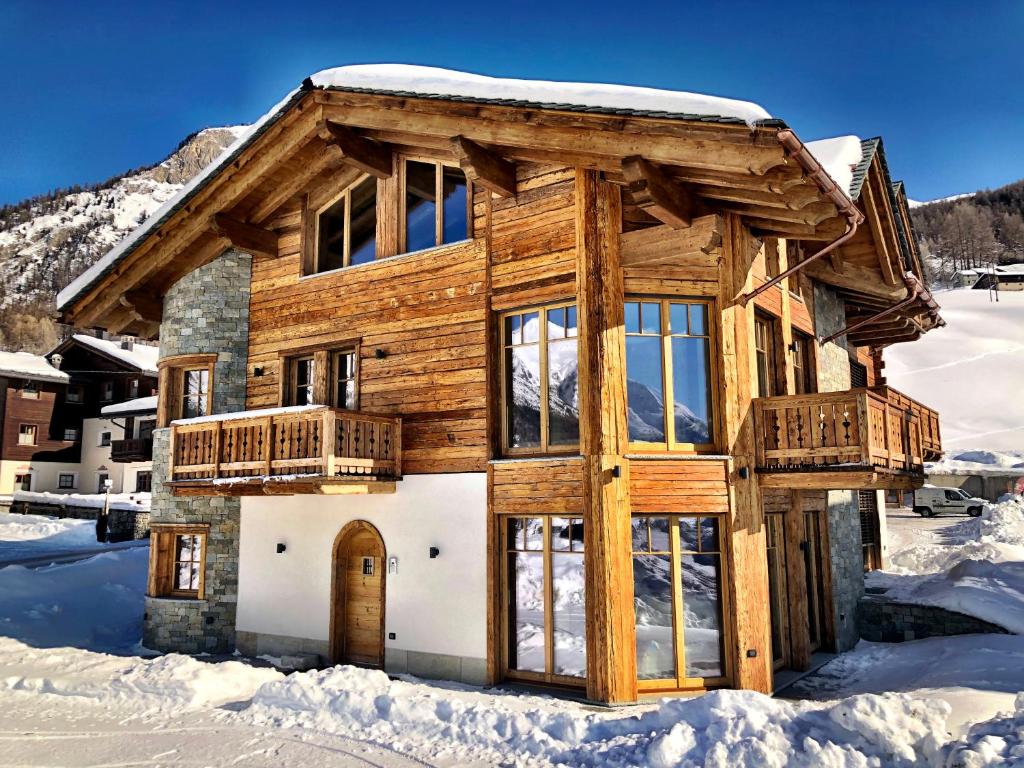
[912,179,1024,287]
[0,126,245,353]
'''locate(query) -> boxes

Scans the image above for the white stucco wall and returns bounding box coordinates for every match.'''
[237,473,487,660]
[79,417,153,494]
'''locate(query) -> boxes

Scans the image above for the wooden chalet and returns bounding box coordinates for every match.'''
[57,66,943,702]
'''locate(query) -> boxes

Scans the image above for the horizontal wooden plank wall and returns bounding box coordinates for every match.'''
[247,216,489,474]
[486,163,577,311]
[628,459,730,514]
[621,220,722,298]
[490,459,584,515]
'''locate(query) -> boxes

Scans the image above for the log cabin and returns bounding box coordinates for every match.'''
[56,65,944,702]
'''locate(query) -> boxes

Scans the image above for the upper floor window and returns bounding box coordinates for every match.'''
[181,369,210,419]
[100,381,114,402]
[754,314,779,399]
[157,354,217,427]
[128,379,139,399]
[99,430,112,447]
[18,424,37,446]
[402,159,469,253]
[313,175,378,274]
[282,348,358,409]
[63,427,79,442]
[625,299,716,451]
[135,470,153,493]
[502,303,578,454]
[65,385,84,404]
[792,331,817,395]
[21,381,39,400]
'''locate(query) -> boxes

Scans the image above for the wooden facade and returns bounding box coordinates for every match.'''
[58,75,944,703]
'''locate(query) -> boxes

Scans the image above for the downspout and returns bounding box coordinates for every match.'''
[738,129,865,306]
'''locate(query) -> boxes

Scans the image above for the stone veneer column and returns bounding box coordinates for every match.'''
[813,282,864,653]
[143,250,251,654]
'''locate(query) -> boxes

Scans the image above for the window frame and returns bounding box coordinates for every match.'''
[100,381,115,402]
[307,173,379,276]
[148,523,209,600]
[96,473,110,493]
[20,381,39,400]
[18,423,37,446]
[58,472,77,490]
[631,512,731,692]
[99,430,112,448]
[499,300,580,456]
[624,296,720,454]
[754,312,780,399]
[135,470,153,493]
[500,514,587,687]
[791,330,817,395]
[399,156,472,255]
[63,427,79,442]
[14,473,32,492]
[157,354,217,428]
[65,385,85,404]
[279,344,360,409]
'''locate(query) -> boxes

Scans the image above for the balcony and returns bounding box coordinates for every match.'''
[753,386,941,491]
[110,437,154,463]
[167,406,402,496]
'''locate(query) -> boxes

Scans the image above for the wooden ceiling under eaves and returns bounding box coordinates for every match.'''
[63,88,919,341]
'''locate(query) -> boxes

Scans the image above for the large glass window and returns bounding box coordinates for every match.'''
[632,514,727,689]
[625,299,715,450]
[403,159,469,254]
[505,516,586,682]
[314,176,378,274]
[502,303,578,453]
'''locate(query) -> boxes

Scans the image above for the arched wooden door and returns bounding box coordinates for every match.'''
[331,521,385,667]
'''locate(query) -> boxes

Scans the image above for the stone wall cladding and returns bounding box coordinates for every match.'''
[858,596,1008,642]
[143,250,251,655]
[812,283,864,653]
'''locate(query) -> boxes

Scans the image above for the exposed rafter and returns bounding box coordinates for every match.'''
[118,290,163,324]
[318,120,393,179]
[621,156,697,229]
[209,213,279,258]
[450,136,517,198]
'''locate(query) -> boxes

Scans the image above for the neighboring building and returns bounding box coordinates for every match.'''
[0,351,78,494]
[56,66,944,702]
[965,264,1024,291]
[77,396,157,495]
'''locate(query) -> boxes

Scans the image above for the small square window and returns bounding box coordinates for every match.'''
[18,424,37,446]
[14,473,31,492]
[58,473,76,490]
[100,381,114,402]
[63,428,79,442]
[135,471,152,493]
[21,381,39,399]
[65,386,84,404]
[99,431,111,448]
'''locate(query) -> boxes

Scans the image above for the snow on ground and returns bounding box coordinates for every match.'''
[12,490,151,513]
[0,504,1022,765]
[886,289,1024,451]
[0,512,130,563]
[866,496,1024,632]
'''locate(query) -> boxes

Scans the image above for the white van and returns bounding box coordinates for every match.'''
[913,486,986,518]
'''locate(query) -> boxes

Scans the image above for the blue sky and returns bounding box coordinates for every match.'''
[2,0,1021,205]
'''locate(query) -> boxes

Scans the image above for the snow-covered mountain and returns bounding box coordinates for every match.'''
[0,126,247,310]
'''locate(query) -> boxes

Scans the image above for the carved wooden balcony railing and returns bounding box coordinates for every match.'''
[167,406,401,495]
[110,437,153,463]
[753,387,940,490]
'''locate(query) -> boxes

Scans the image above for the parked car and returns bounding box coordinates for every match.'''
[913,486,986,517]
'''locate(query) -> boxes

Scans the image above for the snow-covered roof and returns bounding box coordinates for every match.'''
[57,64,780,313]
[100,395,158,417]
[804,136,864,199]
[0,350,69,384]
[68,334,159,374]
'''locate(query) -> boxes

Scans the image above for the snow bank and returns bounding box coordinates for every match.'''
[927,448,1024,478]
[0,512,102,548]
[0,638,281,714]
[947,693,1024,766]
[869,495,1024,632]
[13,490,151,512]
[244,665,949,766]
[0,547,148,650]
[886,290,1024,451]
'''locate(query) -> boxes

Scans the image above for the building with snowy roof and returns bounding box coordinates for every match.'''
[55,64,945,703]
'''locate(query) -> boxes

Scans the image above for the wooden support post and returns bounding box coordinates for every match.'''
[318,120,393,179]
[621,156,696,229]
[263,416,274,477]
[323,410,336,478]
[450,136,517,198]
[718,214,773,693]
[784,490,811,670]
[575,168,636,704]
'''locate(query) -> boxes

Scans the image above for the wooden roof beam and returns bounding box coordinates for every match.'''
[119,290,163,324]
[318,120,393,179]
[622,156,698,229]
[210,213,278,258]
[450,136,516,198]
